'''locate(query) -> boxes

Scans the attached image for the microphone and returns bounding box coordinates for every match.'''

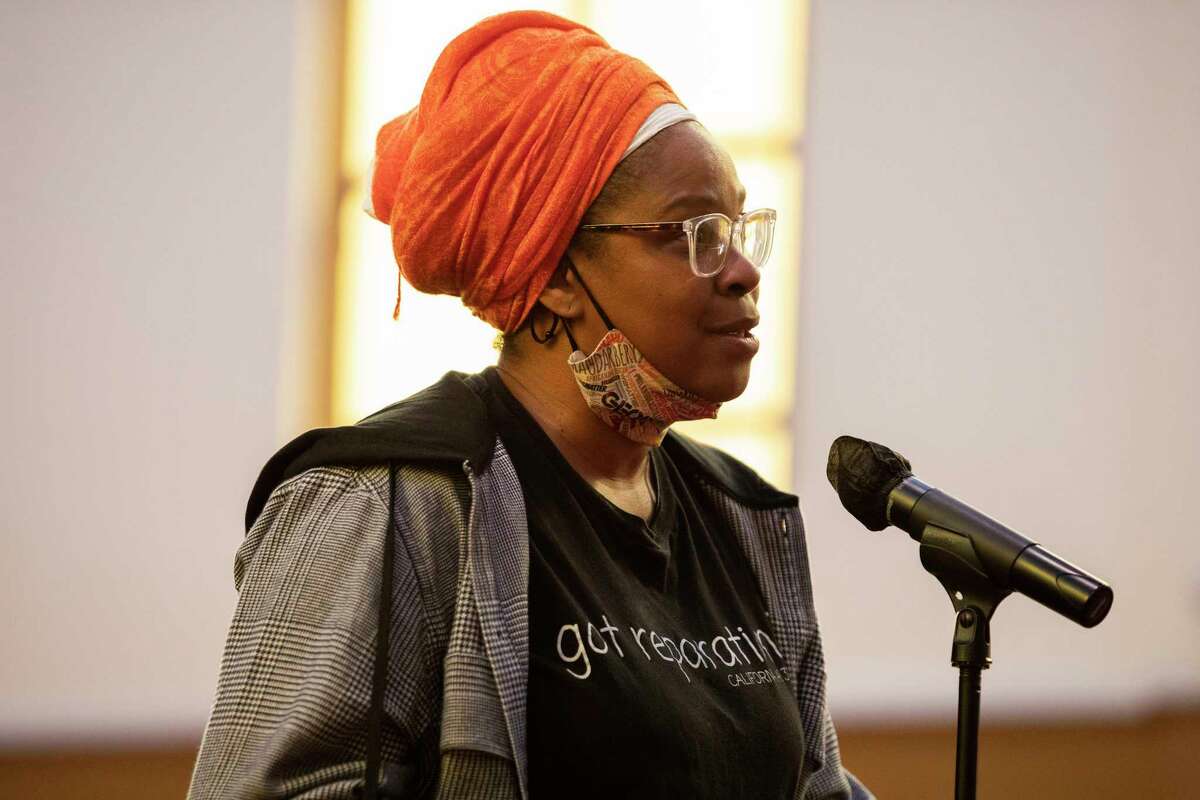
[826,435,1113,628]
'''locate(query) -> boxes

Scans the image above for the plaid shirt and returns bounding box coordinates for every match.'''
[187,372,872,799]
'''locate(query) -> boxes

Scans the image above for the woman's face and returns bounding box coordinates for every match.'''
[567,122,761,403]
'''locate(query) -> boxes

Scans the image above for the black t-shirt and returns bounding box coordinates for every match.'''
[481,368,805,798]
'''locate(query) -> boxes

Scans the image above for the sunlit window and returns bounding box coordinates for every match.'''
[335,0,808,490]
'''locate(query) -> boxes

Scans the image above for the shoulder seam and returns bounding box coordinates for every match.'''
[273,464,365,495]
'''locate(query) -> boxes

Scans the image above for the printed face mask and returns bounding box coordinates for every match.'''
[561,261,720,446]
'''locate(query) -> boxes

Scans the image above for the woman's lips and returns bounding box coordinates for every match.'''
[714,329,760,356]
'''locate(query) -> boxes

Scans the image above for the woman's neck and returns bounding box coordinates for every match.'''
[496,349,656,520]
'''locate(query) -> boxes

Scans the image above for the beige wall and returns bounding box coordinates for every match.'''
[799,0,1199,723]
[0,0,336,747]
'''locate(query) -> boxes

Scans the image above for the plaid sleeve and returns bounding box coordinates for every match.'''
[801,702,875,800]
[434,750,519,800]
[187,466,438,799]
[791,578,875,798]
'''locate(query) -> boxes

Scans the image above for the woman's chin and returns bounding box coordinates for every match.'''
[693,367,753,404]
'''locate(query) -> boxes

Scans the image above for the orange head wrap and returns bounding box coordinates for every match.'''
[364,10,682,333]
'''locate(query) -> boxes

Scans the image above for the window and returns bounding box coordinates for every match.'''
[334,0,808,489]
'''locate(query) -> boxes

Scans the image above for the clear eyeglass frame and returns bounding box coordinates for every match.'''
[578,207,777,278]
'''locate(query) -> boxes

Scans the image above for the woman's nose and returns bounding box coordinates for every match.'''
[715,247,762,297]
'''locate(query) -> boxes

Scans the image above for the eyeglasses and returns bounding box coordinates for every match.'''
[578,207,777,278]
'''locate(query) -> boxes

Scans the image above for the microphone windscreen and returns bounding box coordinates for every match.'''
[826,435,914,531]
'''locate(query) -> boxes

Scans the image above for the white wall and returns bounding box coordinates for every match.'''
[0,1,315,746]
[799,0,1199,722]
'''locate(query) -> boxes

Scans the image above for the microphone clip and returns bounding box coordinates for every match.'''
[917,523,1013,670]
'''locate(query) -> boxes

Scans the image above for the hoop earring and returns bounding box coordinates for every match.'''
[529,313,561,344]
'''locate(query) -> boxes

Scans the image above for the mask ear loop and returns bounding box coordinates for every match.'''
[564,257,617,330]
[561,319,582,352]
[561,257,609,353]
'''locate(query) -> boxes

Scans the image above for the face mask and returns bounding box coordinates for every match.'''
[561,261,720,446]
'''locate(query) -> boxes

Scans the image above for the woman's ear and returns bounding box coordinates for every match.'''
[536,253,584,321]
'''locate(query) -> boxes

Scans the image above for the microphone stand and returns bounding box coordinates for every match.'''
[917,524,1012,800]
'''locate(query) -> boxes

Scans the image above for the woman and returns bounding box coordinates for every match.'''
[189,11,871,800]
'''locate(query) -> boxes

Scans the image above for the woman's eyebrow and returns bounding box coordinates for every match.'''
[659,188,747,215]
